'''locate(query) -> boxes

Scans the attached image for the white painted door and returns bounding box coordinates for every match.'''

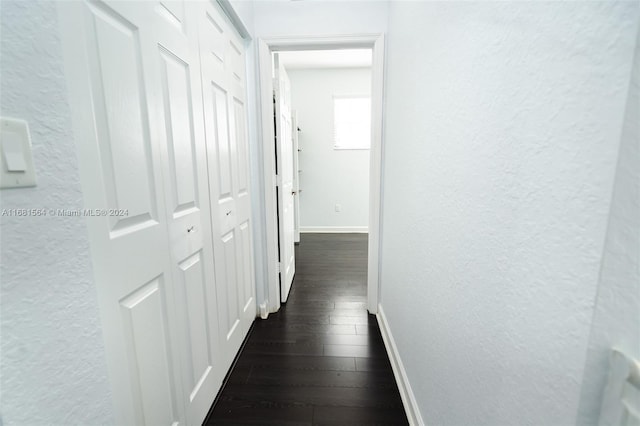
[149,2,225,424]
[58,2,188,424]
[59,1,255,424]
[273,54,296,302]
[198,1,256,368]
[292,111,301,244]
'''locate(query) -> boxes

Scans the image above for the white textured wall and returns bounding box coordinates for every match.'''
[252,0,388,38]
[380,2,639,425]
[577,23,640,425]
[0,1,114,424]
[288,68,371,230]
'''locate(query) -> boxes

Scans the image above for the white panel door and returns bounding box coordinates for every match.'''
[292,111,301,244]
[58,1,187,424]
[147,2,224,424]
[273,54,296,302]
[198,1,256,369]
[59,1,258,424]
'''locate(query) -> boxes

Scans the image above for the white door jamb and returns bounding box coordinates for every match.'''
[257,34,386,314]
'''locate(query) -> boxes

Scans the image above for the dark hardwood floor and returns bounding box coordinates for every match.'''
[205,233,408,426]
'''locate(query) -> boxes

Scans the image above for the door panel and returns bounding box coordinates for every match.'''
[221,231,240,339]
[87,2,159,237]
[274,54,296,302]
[60,1,185,424]
[120,277,176,426]
[60,1,255,424]
[151,3,223,424]
[238,221,253,313]
[199,0,255,368]
[228,40,244,87]
[210,84,233,201]
[233,99,249,195]
[156,1,186,32]
[204,12,226,67]
[176,251,211,398]
[158,48,198,216]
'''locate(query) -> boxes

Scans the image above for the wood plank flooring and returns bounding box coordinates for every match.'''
[205,233,408,425]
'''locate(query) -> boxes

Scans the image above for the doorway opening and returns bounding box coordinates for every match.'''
[258,35,385,315]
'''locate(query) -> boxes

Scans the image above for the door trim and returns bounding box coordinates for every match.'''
[217,0,251,39]
[257,34,386,314]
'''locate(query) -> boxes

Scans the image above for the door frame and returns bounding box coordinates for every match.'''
[257,34,386,314]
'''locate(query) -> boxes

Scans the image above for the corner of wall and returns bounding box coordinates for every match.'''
[576,10,640,424]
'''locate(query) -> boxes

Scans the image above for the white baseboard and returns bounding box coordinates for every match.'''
[299,226,368,233]
[377,305,425,426]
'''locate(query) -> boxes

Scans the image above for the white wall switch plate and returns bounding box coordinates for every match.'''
[0,117,36,189]
[335,204,341,212]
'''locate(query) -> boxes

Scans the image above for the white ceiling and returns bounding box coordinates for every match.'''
[277,49,372,70]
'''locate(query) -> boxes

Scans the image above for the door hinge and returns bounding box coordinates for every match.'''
[276,262,281,273]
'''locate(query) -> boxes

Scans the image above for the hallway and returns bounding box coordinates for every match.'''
[205,234,408,425]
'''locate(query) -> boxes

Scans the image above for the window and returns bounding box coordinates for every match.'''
[333,95,371,150]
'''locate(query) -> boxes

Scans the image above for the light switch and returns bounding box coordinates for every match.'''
[0,117,36,188]
[2,131,27,172]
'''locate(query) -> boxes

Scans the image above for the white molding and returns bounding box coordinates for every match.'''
[260,34,382,50]
[258,39,282,314]
[257,33,386,315]
[367,33,385,315]
[300,226,368,234]
[216,0,251,40]
[377,305,425,426]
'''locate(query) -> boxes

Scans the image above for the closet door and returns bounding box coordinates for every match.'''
[59,1,256,424]
[147,2,225,424]
[58,2,187,424]
[198,1,256,368]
